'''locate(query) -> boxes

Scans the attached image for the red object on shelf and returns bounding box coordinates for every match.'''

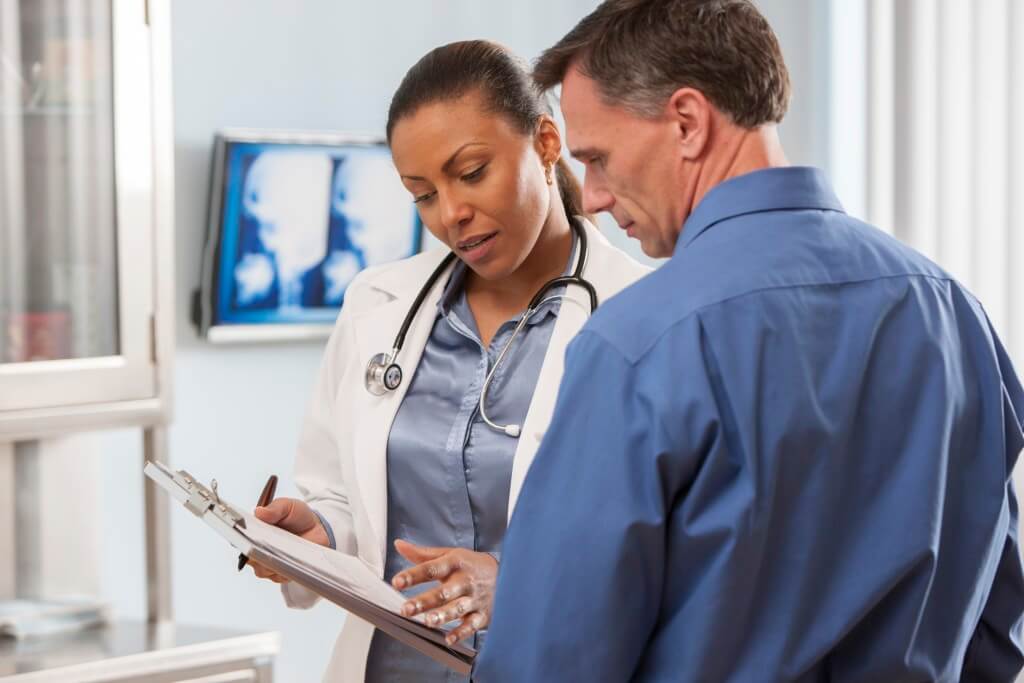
[4,310,72,362]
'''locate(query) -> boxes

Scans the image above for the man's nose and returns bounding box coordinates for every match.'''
[582,171,614,215]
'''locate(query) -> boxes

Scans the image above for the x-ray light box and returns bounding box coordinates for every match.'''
[193,130,424,343]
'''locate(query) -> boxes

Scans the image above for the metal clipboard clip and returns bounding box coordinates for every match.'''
[173,469,246,529]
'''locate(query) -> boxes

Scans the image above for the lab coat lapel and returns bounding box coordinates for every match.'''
[506,220,617,521]
[350,252,453,570]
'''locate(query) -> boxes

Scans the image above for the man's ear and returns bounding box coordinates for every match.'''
[534,114,563,167]
[667,87,712,161]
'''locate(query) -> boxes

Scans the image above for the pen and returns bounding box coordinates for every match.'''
[238,474,278,571]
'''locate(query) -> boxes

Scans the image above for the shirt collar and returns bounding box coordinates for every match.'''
[675,166,846,256]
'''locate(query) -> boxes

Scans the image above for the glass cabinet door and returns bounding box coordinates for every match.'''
[0,0,156,413]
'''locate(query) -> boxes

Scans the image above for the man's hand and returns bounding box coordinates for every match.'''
[249,497,331,584]
[391,540,499,645]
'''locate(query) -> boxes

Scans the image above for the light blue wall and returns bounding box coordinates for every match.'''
[97,2,829,680]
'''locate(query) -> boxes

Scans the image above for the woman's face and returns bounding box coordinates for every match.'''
[389,90,556,282]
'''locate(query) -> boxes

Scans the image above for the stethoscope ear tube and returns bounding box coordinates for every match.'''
[392,252,459,353]
[525,275,598,313]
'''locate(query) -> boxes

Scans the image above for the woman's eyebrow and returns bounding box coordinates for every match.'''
[400,142,489,181]
[441,142,489,174]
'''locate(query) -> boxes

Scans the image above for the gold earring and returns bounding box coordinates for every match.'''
[545,164,554,186]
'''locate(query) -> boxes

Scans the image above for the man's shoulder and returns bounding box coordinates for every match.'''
[581,263,705,364]
[579,210,964,366]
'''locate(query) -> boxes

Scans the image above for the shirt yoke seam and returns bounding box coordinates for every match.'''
[595,271,959,364]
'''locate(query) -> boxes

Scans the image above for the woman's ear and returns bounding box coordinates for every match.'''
[534,114,563,168]
[667,87,712,161]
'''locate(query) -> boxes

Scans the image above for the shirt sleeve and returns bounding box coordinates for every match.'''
[961,326,1024,679]
[312,510,337,551]
[473,328,712,682]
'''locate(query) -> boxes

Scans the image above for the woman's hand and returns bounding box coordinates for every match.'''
[249,497,331,584]
[391,540,498,645]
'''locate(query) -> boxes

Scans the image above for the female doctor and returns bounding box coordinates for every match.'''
[251,40,650,682]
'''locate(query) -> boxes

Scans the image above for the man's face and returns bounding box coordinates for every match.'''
[561,67,687,258]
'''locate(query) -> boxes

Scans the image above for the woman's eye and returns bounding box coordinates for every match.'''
[413,191,436,204]
[461,164,487,182]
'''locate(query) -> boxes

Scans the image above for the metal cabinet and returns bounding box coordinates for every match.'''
[0,3,278,679]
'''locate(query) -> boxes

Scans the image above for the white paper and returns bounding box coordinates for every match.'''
[143,463,423,624]
[236,510,419,620]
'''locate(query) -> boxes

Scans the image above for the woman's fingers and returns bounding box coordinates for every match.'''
[445,611,488,645]
[392,554,455,590]
[394,539,448,564]
[253,498,298,526]
[421,595,474,628]
[250,560,289,584]
[255,498,316,535]
[401,581,469,617]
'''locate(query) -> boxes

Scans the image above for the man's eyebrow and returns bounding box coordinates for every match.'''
[401,142,488,181]
[568,146,601,161]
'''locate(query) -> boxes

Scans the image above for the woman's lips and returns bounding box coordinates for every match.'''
[457,232,498,263]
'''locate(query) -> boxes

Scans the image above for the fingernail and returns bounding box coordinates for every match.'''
[402,603,413,616]
[393,576,406,589]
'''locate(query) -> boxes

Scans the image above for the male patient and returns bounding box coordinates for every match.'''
[474,1,1024,680]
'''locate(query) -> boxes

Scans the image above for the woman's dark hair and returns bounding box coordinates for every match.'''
[386,40,584,221]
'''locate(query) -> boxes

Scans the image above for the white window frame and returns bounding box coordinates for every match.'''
[0,0,175,440]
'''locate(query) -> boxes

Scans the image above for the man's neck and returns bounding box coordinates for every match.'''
[686,124,789,220]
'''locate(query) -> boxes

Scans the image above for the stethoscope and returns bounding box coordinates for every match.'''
[365,219,598,438]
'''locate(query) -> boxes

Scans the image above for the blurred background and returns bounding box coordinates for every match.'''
[0,1,1020,680]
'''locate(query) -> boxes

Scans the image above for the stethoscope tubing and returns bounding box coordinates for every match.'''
[365,219,597,438]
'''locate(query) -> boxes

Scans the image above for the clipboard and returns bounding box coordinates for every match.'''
[144,461,476,675]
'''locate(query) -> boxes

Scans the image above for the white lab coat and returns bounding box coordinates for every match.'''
[282,219,651,682]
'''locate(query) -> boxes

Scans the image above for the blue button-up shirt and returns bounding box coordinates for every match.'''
[475,167,1024,682]
[363,239,574,683]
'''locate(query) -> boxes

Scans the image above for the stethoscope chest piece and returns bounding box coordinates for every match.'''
[365,351,403,396]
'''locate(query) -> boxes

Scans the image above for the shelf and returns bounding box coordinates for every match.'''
[0,620,279,682]
[0,106,98,118]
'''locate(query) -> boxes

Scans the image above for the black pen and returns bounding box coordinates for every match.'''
[238,474,278,571]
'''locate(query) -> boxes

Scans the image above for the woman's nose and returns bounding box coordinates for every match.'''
[440,190,473,230]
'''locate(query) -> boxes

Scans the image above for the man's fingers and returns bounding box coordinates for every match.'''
[392,555,454,590]
[400,581,469,617]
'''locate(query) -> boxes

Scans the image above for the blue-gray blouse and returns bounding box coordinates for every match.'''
[363,240,574,682]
